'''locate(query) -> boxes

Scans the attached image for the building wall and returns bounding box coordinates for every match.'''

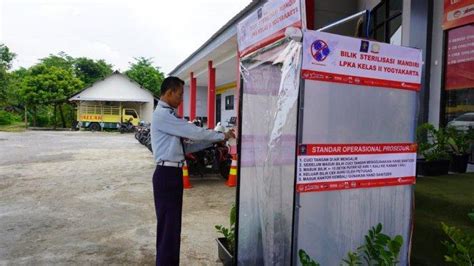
[182,85,189,117]
[218,88,237,126]
[181,82,237,126]
[128,102,154,123]
[182,85,208,119]
[196,86,208,117]
[143,102,154,123]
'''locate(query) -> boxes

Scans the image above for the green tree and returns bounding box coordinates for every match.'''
[5,67,28,108]
[0,44,17,104]
[0,44,16,69]
[19,53,115,127]
[3,68,29,126]
[40,53,113,87]
[73,57,113,87]
[20,64,83,127]
[125,57,165,96]
[39,52,74,70]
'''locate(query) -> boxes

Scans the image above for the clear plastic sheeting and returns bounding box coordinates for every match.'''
[237,39,302,265]
[294,77,416,265]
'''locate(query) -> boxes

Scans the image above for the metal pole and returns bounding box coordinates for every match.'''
[24,105,28,128]
[316,10,367,32]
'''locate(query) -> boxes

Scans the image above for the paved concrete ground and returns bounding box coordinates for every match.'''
[0,131,235,265]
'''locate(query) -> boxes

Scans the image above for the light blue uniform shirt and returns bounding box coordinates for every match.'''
[151,100,225,163]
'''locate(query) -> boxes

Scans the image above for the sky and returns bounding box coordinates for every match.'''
[0,0,251,74]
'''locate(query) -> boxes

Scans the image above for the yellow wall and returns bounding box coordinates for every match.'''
[216,82,236,95]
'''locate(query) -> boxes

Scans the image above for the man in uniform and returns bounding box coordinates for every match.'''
[151,76,235,265]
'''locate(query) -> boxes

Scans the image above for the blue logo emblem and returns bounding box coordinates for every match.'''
[311,40,330,62]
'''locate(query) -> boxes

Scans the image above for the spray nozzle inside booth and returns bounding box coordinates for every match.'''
[234,1,421,265]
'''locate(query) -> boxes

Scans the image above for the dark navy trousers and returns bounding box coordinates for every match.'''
[152,165,183,266]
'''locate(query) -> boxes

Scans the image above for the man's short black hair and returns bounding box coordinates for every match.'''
[161,76,185,96]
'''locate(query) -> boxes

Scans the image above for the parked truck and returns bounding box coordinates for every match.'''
[76,103,141,131]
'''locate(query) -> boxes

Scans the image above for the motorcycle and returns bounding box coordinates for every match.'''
[145,133,152,152]
[134,122,152,152]
[134,121,145,140]
[135,122,151,144]
[185,123,232,179]
[118,119,136,133]
[185,141,231,179]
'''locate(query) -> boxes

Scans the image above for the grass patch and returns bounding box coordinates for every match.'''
[0,122,26,132]
[411,173,474,265]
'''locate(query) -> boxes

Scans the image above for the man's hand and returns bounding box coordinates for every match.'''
[224,129,236,141]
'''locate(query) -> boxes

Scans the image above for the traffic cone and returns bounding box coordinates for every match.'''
[226,154,237,187]
[182,161,192,189]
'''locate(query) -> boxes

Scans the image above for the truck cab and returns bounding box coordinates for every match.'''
[122,108,140,126]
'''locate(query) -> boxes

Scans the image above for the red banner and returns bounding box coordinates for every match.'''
[443,0,474,30]
[299,143,418,156]
[446,24,474,90]
[301,70,421,91]
[296,176,416,192]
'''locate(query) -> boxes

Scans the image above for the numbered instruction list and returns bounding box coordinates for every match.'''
[296,143,417,193]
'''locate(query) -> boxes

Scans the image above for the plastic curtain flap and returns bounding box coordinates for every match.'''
[237,39,301,265]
